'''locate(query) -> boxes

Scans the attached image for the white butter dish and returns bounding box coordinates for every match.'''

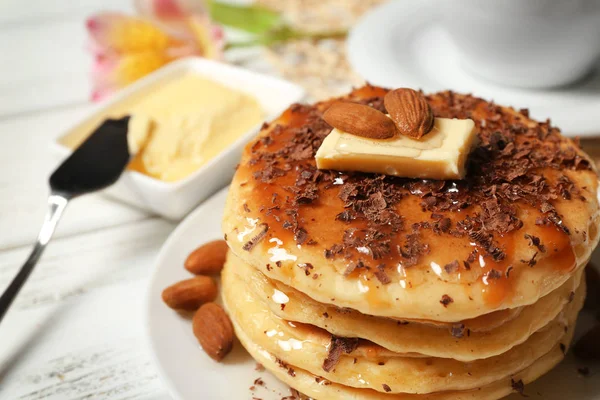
[52,57,305,220]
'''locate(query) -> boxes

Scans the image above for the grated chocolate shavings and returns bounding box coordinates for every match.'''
[294,228,309,245]
[374,264,391,285]
[282,390,298,400]
[444,260,460,274]
[324,244,343,259]
[440,294,454,307]
[322,336,359,372]
[521,252,538,267]
[298,263,314,276]
[486,269,502,280]
[524,234,546,253]
[276,358,296,377]
[243,223,269,251]
[399,231,430,267]
[343,260,364,276]
[438,217,452,233]
[253,378,265,386]
[382,384,392,393]
[315,376,331,385]
[253,166,286,183]
[335,210,355,222]
[511,379,525,396]
[451,323,466,338]
[467,250,478,263]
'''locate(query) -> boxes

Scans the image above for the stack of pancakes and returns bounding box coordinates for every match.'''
[221,86,600,399]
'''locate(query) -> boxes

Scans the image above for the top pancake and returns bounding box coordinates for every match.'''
[223,85,600,321]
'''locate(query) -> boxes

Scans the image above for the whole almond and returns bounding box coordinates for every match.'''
[185,240,228,275]
[384,88,434,139]
[323,102,396,140]
[162,276,218,311]
[193,303,234,362]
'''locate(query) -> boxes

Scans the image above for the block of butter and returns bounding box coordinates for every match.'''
[315,118,478,180]
[127,114,153,155]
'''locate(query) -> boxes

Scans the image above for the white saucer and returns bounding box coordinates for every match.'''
[144,187,291,400]
[347,1,600,137]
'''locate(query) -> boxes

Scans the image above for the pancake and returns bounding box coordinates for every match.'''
[222,259,584,394]
[222,85,600,322]
[233,314,575,400]
[225,250,583,361]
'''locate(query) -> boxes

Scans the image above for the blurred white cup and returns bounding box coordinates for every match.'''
[435,0,600,88]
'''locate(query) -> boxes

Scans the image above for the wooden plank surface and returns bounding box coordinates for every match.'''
[0,1,133,117]
[0,2,173,399]
[0,0,133,25]
[0,1,275,398]
[0,219,174,399]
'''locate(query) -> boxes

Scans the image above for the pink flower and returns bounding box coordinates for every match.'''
[86,9,223,101]
[134,0,206,20]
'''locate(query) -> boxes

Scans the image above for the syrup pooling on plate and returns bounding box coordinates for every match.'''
[230,85,595,316]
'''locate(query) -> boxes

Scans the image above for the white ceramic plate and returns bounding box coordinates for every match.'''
[144,187,293,400]
[145,188,600,400]
[346,0,600,137]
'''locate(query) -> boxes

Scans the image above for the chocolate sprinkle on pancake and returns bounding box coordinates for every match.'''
[451,323,466,339]
[511,378,526,395]
[243,223,269,251]
[322,336,359,372]
[440,294,454,307]
[524,233,546,253]
[224,84,600,322]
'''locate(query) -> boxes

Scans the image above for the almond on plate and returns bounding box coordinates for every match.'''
[162,276,218,311]
[384,88,434,139]
[184,240,229,275]
[323,102,396,140]
[193,302,234,361]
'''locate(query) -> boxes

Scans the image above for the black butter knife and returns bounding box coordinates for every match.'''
[0,116,132,323]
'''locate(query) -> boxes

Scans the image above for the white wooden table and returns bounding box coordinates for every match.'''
[0,1,192,398]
